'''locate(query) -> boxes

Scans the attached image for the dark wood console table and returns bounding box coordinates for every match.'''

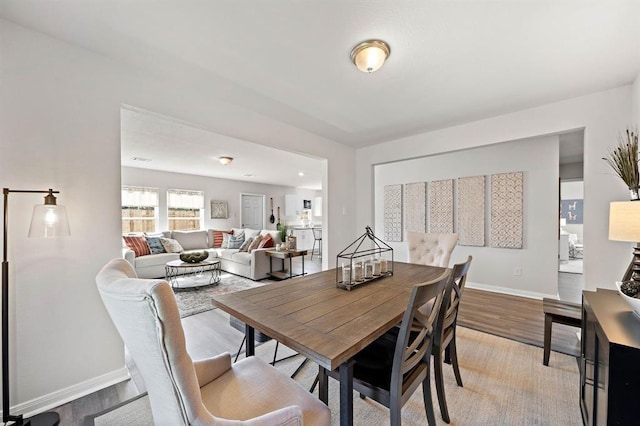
[581,289,640,425]
[265,249,307,280]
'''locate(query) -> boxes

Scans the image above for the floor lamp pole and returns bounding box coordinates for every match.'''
[2,188,62,426]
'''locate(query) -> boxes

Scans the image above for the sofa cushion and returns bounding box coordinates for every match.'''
[248,235,263,252]
[172,230,208,250]
[208,229,231,248]
[227,235,244,250]
[146,231,172,239]
[219,249,238,261]
[231,252,252,265]
[135,252,179,268]
[145,237,166,254]
[231,228,246,240]
[123,235,151,257]
[244,228,261,240]
[161,238,184,253]
[238,237,253,252]
[260,230,281,245]
[258,233,274,249]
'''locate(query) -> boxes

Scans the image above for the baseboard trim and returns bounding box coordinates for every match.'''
[6,367,130,419]
[466,281,556,300]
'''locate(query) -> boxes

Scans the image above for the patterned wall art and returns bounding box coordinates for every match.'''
[404,182,427,233]
[560,199,583,224]
[457,176,486,246]
[429,179,454,233]
[490,171,523,249]
[384,184,403,241]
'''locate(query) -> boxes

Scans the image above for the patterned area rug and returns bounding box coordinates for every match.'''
[173,272,271,318]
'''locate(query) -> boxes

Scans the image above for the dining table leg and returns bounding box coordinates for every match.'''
[245,324,255,356]
[339,360,355,426]
[318,366,328,404]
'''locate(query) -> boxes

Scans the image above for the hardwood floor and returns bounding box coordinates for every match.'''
[51,257,580,425]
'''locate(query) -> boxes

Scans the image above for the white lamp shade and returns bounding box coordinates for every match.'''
[28,204,70,238]
[609,201,640,242]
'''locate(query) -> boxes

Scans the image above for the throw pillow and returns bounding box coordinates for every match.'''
[227,235,244,250]
[161,238,184,253]
[221,232,232,249]
[145,236,166,254]
[257,233,274,249]
[232,228,245,241]
[248,235,263,252]
[123,235,151,257]
[239,237,254,252]
[208,229,232,248]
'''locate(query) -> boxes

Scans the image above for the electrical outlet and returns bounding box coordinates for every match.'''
[513,266,522,276]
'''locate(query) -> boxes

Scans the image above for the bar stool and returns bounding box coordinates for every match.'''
[311,228,322,260]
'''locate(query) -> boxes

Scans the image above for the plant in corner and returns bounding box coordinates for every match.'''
[278,221,288,245]
[602,128,640,199]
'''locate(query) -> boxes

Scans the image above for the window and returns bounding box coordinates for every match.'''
[122,186,159,233]
[167,189,204,231]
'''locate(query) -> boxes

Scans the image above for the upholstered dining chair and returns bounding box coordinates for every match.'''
[431,256,472,424]
[406,231,458,268]
[96,258,330,426]
[319,272,450,426]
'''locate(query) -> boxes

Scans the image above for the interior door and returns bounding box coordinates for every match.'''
[241,194,264,229]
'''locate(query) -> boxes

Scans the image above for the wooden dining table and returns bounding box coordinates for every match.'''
[211,261,449,426]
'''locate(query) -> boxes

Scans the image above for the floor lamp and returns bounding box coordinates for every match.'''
[3,188,70,426]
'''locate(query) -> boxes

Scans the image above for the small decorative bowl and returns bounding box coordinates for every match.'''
[616,281,640,320]
[179,251,209,263]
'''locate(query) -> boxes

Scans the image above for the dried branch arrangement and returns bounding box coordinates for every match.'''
[603,129,639,188]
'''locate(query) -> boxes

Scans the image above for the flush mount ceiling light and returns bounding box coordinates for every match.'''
[218,156,233,165]
[350,39,391,73]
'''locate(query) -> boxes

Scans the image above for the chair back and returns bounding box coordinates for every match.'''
[312,228,322,240]
[407,231,458,267]
[96,259,214,425]
[436,256,472,346]
[390,271,449,402]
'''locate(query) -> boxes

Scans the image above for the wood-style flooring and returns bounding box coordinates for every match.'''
[50,258,582,425]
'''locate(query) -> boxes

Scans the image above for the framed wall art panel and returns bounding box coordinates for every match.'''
[384,184,403,241]
[404,182,427,233]
[457,175,485,246]
[490,172,523,249]
[210,200,229,219]
[429,179,454,233]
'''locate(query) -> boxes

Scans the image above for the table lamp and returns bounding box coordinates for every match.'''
[3,188,70,425]
[608,201,640,282]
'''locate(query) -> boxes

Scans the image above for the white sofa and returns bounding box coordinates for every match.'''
[122,228,282,281]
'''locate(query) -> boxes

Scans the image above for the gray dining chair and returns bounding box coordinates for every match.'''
[431,256,472,424]
[96,258,330,425]
[318,271,450,426]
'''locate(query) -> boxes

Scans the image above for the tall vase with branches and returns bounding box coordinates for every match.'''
[603,128,640,199]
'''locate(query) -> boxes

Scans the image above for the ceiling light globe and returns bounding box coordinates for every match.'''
[351,40,390,73]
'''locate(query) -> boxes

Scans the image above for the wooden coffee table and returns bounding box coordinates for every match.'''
[165,259,221,289]
[265,249,307,280]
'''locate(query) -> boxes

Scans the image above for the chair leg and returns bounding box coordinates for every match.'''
[311,238,316,260]
[234,336,246,362]
[422,367,438,426]
[449,335,463,387]
[434,348,451,423]
[390,401,401,426]
[309,373,319,393]
[272,341,280,366]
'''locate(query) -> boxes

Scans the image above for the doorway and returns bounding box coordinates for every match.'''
[241,193,265,229]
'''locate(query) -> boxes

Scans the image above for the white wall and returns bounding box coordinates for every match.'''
[375,136,560,298]
[0,19,355,415]
[122,167,321,231]
[357,86,634,294]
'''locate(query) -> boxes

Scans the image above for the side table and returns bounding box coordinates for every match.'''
[266,250,308,280]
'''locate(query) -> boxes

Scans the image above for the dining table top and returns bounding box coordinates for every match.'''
[211,261,449,371]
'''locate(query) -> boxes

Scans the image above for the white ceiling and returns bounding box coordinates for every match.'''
[121,107,325,190]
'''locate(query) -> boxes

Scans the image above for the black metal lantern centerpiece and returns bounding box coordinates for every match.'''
[336,226,393,291]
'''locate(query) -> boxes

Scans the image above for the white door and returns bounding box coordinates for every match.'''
[241,194,264,229]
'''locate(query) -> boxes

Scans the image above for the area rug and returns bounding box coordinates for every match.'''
[89,327,580,425]
[173,272,271,318]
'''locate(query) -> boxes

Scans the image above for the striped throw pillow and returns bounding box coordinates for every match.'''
[208,229,232,248]
[123,235,151,257]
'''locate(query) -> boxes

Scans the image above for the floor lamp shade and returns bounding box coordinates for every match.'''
[3,188,68,425]
[28,204,70,238]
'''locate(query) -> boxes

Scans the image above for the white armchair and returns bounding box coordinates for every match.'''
[406,231,459,268]
[96,258,330,426]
